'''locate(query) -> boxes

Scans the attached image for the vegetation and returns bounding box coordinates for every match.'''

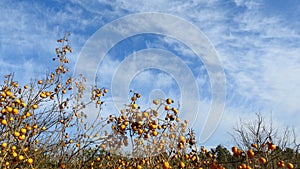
[0,35,299,168]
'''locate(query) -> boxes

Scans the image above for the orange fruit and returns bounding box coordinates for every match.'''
[268,144,276,150]
[18,155,24,161]
[163,161,170,169]
[132,104,138,109]
[120,124,126,130]
[1,142,7,148]
[14,131,20,137]
[1,119,7,125]
[32,104,38,109]
[153,100,159,105]
[12,108,18,115]
[247,149,255,158]
[164,105,170,111]
[259,157,267,164]
[166,98,173,104]
[27,158,33,164]
[179,161,185,168]
[287,163,294,169]
[152,130,158,136]
[172,107,178,114]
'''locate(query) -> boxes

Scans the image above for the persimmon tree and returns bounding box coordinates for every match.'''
[228,113,299,169]
[0,34,111,169]
[0,35,204,169]
[1,34,299,169]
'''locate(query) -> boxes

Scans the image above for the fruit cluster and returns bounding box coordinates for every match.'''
[231,141,295,169]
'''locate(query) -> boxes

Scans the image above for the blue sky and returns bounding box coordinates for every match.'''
[0,0,300,147]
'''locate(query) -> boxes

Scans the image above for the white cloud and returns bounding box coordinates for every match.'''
[219,6,300,116]
[232,0,260,9]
